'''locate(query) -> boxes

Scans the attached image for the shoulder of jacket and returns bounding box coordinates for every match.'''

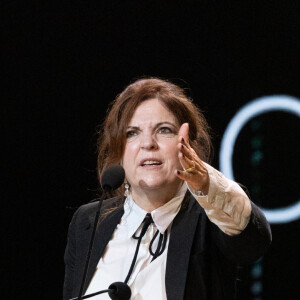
[71,196,123,227]
[76,196,123,216]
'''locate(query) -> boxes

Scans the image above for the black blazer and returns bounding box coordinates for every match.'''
[64,192,271,300]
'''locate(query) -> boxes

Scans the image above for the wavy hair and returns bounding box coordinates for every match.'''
[97,77,212,196]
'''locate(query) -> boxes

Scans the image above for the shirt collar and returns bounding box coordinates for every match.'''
[123,183,187,238]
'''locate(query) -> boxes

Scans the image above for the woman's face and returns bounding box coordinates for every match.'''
[122,98,182,192]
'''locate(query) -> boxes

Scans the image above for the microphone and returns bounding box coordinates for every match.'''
[108,282,131,300]
[70,282,131,300]
[101,164,125,192]
[76,165,126,300]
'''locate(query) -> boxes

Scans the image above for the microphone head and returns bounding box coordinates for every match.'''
[108,282,131,300]
[101,165,125,191]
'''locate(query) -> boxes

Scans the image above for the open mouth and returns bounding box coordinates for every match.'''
[141,160,162,166]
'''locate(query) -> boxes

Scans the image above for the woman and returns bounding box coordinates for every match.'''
[64,78,271,300]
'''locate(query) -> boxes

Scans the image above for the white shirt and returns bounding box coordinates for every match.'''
[85,163,251,299]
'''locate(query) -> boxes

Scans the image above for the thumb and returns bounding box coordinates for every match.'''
[178,123,189,145]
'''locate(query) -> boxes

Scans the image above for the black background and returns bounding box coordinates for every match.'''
[3,1,300,299]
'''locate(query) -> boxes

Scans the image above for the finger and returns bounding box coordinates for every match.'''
[175,168,210,193]
[178,123,190,146]
[180,144,206,170]
[178,150,195,170]
[178,143,194,160]
[175,169,196,181]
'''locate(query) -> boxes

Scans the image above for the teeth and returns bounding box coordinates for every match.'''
[142,160,161,166]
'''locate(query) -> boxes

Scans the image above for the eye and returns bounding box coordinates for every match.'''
[157,127,173,134]
[126,130,138,138]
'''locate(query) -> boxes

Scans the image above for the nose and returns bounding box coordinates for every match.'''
[140,132,158,150]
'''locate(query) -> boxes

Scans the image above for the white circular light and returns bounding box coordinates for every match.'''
[220,95,300,224]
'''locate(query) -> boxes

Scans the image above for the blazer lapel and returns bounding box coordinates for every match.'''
[84,207,124,293]
[166,193,200,300]
[74,203,124,296]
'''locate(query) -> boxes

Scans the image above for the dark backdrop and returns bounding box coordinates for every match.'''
[3,1,300,299]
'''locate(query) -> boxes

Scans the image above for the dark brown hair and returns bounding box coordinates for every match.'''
[97,77,212,196]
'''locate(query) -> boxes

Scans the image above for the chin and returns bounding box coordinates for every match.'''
[138,175,178,190]
[138,180,164,189]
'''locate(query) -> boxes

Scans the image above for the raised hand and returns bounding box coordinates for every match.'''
[175,123,209,195]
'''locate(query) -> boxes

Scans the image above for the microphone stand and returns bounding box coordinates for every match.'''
[70,281,131,300]
[77,187,110,300]
[70,289,112,300]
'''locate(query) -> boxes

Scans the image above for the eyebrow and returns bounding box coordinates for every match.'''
[156,121,178,128]
[126,121,178,130]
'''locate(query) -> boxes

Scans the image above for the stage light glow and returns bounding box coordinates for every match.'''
[220,95,300,224]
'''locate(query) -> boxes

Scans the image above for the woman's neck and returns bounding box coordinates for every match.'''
[130,181,184,212]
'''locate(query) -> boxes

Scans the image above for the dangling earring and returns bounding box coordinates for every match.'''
[124,182,130,197]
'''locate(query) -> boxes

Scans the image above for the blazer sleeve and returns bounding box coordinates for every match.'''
[211,200,272,265]
[189,163,272,264]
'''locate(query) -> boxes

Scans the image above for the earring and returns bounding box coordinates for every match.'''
[124,183,130,197]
